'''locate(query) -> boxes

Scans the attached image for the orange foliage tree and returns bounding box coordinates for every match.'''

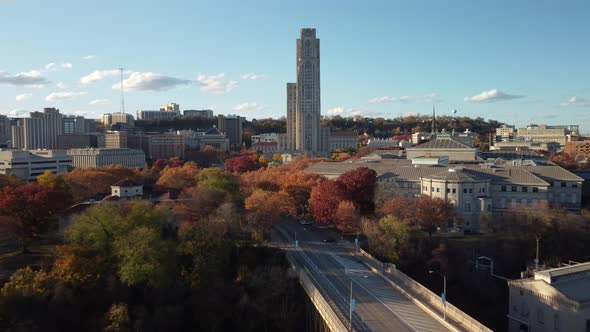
[155,162,198,191]
[63,166,140,202]
[334,200,360,233]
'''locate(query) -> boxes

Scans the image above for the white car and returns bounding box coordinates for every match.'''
[299,219,313,225]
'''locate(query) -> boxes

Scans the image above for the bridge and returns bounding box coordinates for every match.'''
[273,221,493,332]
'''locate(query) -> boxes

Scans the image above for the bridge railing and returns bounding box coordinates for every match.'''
[286,251,350,332]
[358,248,493,332]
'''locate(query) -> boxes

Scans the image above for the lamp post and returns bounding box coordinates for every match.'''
[429,270,446,321]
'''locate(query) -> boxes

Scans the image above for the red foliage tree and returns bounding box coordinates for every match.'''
[153,157,186,171]
[414,197,455,238]
[336,167,377,214]
[225,152,260,174]
[309,180,345,224]
[381,197,417,221]
[0,183,69,252]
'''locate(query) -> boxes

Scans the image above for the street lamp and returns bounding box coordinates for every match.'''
[428,270,447,321]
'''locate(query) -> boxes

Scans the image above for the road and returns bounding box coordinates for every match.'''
[274,221,453,332]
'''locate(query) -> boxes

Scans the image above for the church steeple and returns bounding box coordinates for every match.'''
[431,105,436,134]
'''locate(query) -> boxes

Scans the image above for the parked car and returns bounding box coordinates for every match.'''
[299,219,313,225]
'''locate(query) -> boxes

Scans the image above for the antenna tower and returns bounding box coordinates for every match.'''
[119,68,125,114]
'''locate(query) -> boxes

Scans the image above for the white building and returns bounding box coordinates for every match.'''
[67,148,145,168]
[136,110,181,121]
[0,149,71,180]
[110,179,143,198]
[508,262,590,332]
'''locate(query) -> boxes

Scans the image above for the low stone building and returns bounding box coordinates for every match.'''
[507,262,590,332]
[305,154,583,233]
[406,137,478,161]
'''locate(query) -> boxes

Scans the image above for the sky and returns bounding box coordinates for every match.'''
[1,0,589,132]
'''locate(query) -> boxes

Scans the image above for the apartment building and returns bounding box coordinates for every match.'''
[67,148,145,168]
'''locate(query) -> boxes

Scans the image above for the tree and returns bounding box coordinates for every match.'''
[197,168,240,198]
[50,245,105,289]
[310,180,345,225]
[245,189,295,240]
[175,186,227,224]
[381,197,417,222]
[115,226,173,287]
[361,215,410,264]
[0,183,68,252]
[37,171,70,192]
[64,166,139,202]
[1,266,53,300]
[225,152,260,174]
[0,174,25,189]
[334,200,360,233]
[336,167,377,214]
[156,162,198,191]
[105,303,131,332]
[414,197,455,238]
[66,201,174,286]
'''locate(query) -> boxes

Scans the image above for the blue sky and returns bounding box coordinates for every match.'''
[1,0,589,132]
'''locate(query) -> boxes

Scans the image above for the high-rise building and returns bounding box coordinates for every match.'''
[63,115,93,134]
[286,83,297,150]
[105,131,128,148]
[102,112,134,128]
[136,110,181,121]
[23,108,63,149]
[286,28,324,153]
[0,115,10,147]
[217,114,243,148]
[160,103,180,112]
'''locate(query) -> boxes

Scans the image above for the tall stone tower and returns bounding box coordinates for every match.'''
[286,28,322,153]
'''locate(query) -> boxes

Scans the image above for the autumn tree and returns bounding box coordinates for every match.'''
[64,166,139,202]
[155,162,198,191]
[0,183,69,252]
[334,200,360,233]
[310,180,345,225]
[225,152,260,174]
[414,197,455,238]
[0,174,25,189]
[50,245,105,289]
[362,215,410,264]
[336,167,377,214]
[175,186,227,224]
[245,189,295,240]
[381,197,417,222]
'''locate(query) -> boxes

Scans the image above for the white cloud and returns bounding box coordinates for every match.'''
[44,62,72,71]
[45,91,88,102]
[56,82,66,89]
[241,72,268,80]
[112,72,191,91]
[327,107,364,116]
[369,93,442,104]
[232,102,262,111]
[560,96,590,108]
[7,109,28,117]
[89,99,111,106]
[15,93,32,102]
[0,70,49,87]
[196,73,237,94]
[80,69,120,85]
[83,55,96,60]
[464,89,524,103]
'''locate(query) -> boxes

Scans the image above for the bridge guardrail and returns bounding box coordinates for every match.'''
[358,248,493,332]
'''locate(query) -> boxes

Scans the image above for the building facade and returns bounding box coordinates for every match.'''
[183,109,213,118]
[104,131,128,148]
[58,134,99,150]
[292,28,322,153]
[305,154,583,233]
[103,112,134,128]
[516,124,571,146]
[217,115,243,148]
[328,131,357,151]
[564,140,590,159]
[507,262,590,332]
[0,115,11,147]
[0,149,71,180]
[67,148,146,168]
[136,110,181,121]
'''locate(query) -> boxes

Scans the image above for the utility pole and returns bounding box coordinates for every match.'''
[349,281,353,331]
[535,236,540,270]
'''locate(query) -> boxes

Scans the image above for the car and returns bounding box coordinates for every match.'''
[322,238,335,243]
[299,219,313,225]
